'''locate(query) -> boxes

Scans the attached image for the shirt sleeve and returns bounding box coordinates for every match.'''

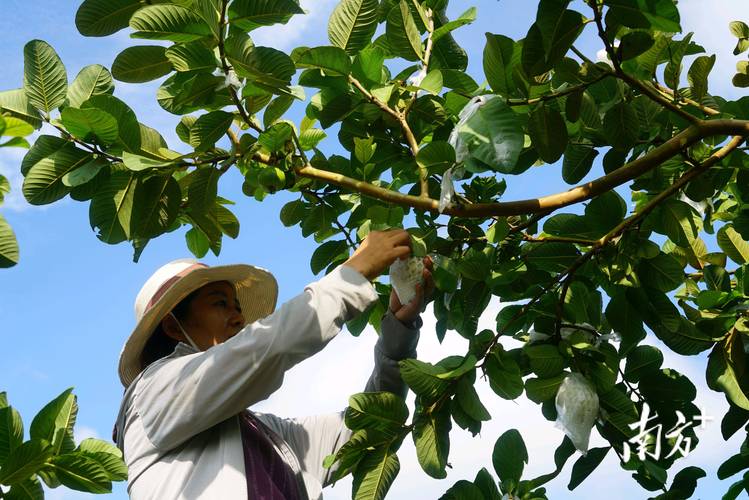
[133,265,378,451]
[261,309,421,487]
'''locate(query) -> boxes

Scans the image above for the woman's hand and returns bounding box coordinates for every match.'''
[389,256,434,325]
[343,229,412,281]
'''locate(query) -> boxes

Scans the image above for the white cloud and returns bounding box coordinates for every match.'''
[250,0,339,51]
[677,0,747,98]
[75,424,101,443]
[0,145,31,212]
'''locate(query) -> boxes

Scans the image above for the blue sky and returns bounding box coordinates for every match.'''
[0,1,747,499]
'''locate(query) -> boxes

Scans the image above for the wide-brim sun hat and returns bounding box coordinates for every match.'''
[118,258,278,387]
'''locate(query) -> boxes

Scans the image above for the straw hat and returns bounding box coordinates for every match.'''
[118,258,278,387]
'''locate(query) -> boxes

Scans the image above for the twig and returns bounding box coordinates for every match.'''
[348,75,427,196]
[302,189,357,250]
[217,0,261,134]
[522,234,598,246]
[652,82,720,117]
[49,122,120,162]
[587,0,700,125]
[507,73,610,107]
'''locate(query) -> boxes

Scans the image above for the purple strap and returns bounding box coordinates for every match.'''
[239,411,302,500]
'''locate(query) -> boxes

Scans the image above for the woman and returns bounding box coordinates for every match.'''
[113,229,433,499]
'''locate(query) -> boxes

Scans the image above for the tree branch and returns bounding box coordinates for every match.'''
[482,134,745,356]
[587,0,700,125]
[294,119,749,217]
[507,73,610,107]
[348,75,427,196]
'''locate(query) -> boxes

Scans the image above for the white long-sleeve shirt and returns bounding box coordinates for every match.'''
[114,265,420,499]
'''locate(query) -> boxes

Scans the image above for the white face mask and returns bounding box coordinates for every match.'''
[169,312,202,351]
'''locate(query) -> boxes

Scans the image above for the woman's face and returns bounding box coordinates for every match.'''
[170,280,246,350]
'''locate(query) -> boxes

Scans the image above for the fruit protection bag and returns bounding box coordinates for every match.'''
[389,257,424,305]
[555,372,599,454]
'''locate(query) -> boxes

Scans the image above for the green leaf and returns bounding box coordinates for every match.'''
[707,334,749,411]
[130,175,182,239]
[718,225,749,264]
[186,227,210,258]
[351,441,400,500]
[687,54,715,101]
[23,40,68,114]
[386,1,424,62]
[75,0,142,37]
[636,0,681,32]
[49,453,111,493]
[346,392,409,437]
[653,199,701,248]
[66,65,114,108]
[718,454,749,480]
[0,405,23,465]
[292,46,352,76]
[492,429,527,493]
[22,142,91,205]
[618,31,655,60]
[121,151,172,171]
[1,117,34,138]
[526,344,565,378]
[187,167,219,213]
[328,0,380,55]
[112,46,173,83]
[639,368,697,403]
[624,345,663,383]
[189,110,233,150]
[432,7,477,43]
[89,169,136,244]
[165,42,218,73]
[451,96,523,174]
[311,240,349,274]
[130,4,212,42]
[0,439,53,486]
[81,95,142,153]
[418,70,443,95]
[399,359,450,402]
[226,43,296,92]
[5,476,44,500]
[258,122,293,152]
[440,480,484,500]
[0,89,41,129]
[416,141,455,175]
[29,388,77,455]
[603,102,639,151]
[413,405,451,479]
[473,467,502,500]
[60,107,119,145]
[562,144,598,184]
[75,445,127,482]
[528,104,568,164]
[157,72,231,114]
[0,214,20,268]
[454,377,490,422]
[228,0,305,31]
[298,128,327,151]
[279,199,306,227]
[567,447,609,490]
[638,252,684,292]
[524,374,566,404]
[485,350,524,400]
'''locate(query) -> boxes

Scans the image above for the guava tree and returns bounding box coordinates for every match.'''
[2,0,749,498]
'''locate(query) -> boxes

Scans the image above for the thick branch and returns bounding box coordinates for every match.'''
[295,119,749,217]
